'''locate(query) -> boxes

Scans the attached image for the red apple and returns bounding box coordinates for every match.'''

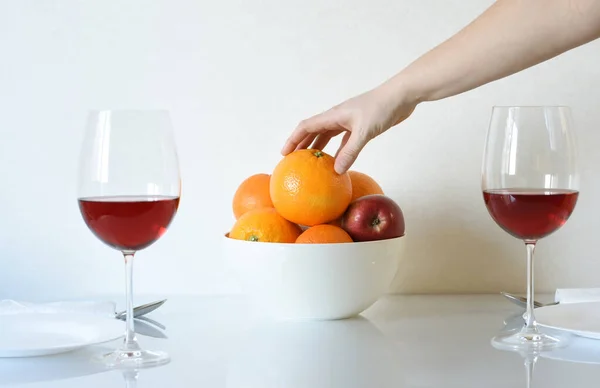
[341,194,405,242]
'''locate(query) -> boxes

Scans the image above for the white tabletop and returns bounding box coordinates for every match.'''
[0,294,597,387]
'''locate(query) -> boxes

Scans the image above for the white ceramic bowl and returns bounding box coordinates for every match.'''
[223,234,405,321]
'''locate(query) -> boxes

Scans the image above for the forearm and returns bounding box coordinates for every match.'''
[389,0,600,103]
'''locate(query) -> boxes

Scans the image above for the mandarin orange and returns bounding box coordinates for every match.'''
[348,171,384,201]
[295,224,353,244]
[232,173,273,219]
[229,207,302,243]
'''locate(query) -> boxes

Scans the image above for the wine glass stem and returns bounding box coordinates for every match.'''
[123,252,139,349]
[524,355,536,388]
[524,241,537,330]
[123,370,139,388]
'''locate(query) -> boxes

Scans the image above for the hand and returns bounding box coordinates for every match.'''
[281,84,418,174]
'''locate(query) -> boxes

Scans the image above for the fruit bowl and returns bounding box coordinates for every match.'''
[223,234,405,321]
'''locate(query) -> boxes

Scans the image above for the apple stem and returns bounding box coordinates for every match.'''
[371,218,381,227]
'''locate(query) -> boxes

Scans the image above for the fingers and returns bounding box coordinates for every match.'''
[335,131,351,159]
[311,130,342,152]
[295,133,318,151]
[334,131,366,174]
[281,112,342,155]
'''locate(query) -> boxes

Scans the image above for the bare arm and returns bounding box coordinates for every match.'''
[394,0,600,102]
[284,0,600,173]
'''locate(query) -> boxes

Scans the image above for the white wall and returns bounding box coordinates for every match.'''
[1,0,600,301]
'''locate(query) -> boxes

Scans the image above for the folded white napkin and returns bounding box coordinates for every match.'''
[555,288,600,304]
[0,300,116,317]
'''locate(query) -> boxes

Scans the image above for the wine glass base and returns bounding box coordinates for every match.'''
[491,328,566,352]
[94,348,171,369]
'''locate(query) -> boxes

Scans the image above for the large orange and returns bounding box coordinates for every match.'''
[348,171,384,201]
[229,208,302,243]
[232,173,273,219]
[270,149,352,226]
[295,224,353,244]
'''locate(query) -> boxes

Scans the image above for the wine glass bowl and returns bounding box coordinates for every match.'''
[78,196,180,252]
[78,110,181,368]
[483,189,578,241]
[482,106,579,351]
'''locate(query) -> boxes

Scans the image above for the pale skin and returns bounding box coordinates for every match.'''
[281,0,600,174]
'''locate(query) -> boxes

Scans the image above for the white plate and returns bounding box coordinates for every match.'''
[540,335,600,364]
[536,301,600,340]
[0,313,124,357]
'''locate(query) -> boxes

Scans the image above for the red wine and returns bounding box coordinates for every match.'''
[483,189,578,241]
[79,196,180,251]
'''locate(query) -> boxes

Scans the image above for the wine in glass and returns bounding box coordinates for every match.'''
[78,110,181,368]
[482,106,579,351]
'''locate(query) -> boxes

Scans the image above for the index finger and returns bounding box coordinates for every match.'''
[281,112,342,155]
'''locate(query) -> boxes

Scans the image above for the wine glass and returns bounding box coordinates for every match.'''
[482,106,579,351]
[78,110,181,368]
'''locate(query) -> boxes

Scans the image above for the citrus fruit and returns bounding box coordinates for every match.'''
[229,207,302,243]
[232,173,273,219]
[270,149,352,226]
[348,171,384,201]
[295,224,353,244]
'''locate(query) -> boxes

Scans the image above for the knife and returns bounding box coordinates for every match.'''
[115,299,167,320]
[500,292,557,309]
[134,317,168,339]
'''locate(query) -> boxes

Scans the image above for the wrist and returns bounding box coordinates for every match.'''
[369,76,421,129]
[382,71,426,106]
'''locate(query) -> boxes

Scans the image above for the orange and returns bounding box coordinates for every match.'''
[270,149,352,226]
[348,171,384,201]
[229,208,302,243]
[232,173,273,219]
[295,224,353,244]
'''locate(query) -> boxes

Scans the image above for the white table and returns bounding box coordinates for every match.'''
[0,295,597,387]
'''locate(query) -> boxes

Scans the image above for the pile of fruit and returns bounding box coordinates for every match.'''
[227,149,405,244]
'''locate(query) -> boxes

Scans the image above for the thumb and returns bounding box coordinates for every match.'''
[334,131,366,174]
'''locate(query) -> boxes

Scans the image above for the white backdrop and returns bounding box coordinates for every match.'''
[1,0,600,301]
